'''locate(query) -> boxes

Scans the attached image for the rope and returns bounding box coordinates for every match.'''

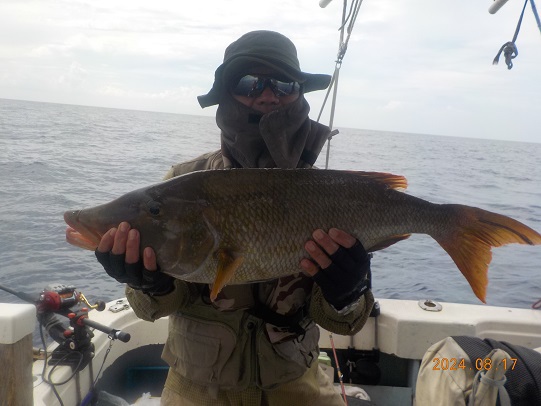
[532,297,541,309]
[530,0,541,34]
[317,0,365,169]
[469,369,511,406]
[493,0,529,69]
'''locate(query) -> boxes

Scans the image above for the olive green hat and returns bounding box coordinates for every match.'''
[197,30,332,108]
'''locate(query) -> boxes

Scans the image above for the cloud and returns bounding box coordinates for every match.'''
[58,61,88,88]
[1,0,540,142]
[383,100,403,110]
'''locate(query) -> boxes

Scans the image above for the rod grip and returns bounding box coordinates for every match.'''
[82,318,131,343]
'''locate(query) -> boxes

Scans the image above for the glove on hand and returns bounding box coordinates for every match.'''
[312,240,371,310]
[95,250,174,296]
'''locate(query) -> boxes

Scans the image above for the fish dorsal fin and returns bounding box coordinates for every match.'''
[346,171,408,191]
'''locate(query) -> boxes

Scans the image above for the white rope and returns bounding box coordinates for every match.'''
[468,349,512,406]
[316,0,364,169]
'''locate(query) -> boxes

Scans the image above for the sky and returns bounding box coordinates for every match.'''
[1,0,540,143]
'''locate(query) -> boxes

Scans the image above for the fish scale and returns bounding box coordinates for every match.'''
[64,168,541,302]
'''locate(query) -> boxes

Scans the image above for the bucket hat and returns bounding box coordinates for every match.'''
[198,30,331,108]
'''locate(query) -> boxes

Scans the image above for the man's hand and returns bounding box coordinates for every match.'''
[95,222,174,296]
[300,228,371,310]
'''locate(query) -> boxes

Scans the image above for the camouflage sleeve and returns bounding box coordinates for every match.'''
[309,285,375,335]
[163,150,224,180]
[125,279,190,322]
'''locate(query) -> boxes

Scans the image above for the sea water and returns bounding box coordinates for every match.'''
[1,98,540,313]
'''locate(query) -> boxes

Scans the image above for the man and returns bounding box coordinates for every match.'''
[95,30,374,405]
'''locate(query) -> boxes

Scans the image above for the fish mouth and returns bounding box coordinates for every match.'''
[64,210,103,251]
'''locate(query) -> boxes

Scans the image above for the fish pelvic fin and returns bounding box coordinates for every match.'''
[210,249,244,302]
[435,205,541,303]
[369,234,411,252]
[347,171,408,191]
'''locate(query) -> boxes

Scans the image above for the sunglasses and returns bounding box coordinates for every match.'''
[231,75,301,98]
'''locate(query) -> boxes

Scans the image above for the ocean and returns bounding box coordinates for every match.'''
[1,98,540,316]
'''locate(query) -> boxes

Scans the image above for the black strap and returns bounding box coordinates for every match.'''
[201,283,309,335]
[249,302,308,335]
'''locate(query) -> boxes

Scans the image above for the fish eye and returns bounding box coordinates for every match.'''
[148,202,161,216]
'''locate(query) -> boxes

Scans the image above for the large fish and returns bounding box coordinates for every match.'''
[64,169,541,302]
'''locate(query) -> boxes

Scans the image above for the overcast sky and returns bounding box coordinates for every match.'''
[1,0,540,143]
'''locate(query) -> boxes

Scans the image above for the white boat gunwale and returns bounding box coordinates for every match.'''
[2,296,536,405]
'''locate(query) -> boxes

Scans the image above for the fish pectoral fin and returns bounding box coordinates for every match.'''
[369,234,411,252]
[210,249,244,302]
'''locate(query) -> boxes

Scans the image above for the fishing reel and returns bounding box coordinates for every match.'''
[38,284,130,370]
[37,283,106,314]
[0,282,130,371]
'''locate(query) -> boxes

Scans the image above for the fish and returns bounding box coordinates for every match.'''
[64,168,541,302]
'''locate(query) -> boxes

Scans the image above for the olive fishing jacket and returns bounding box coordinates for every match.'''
[125,150,375,395]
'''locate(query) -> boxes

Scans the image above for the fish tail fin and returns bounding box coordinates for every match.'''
[434,205,541,303]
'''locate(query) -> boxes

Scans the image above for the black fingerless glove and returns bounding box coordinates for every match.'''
[95,250,174,296]
[312,241,371,311]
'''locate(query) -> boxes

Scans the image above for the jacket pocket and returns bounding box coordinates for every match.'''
[166,314,240,387]
[258,321,320,388]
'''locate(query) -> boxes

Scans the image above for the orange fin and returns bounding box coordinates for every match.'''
[434,205,541,303]
[369,234,411,252]
[210,249,244,302]
[346,171,408,190]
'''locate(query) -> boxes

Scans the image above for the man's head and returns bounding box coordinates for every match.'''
[197,31,331,109]
[228,67,301,114]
